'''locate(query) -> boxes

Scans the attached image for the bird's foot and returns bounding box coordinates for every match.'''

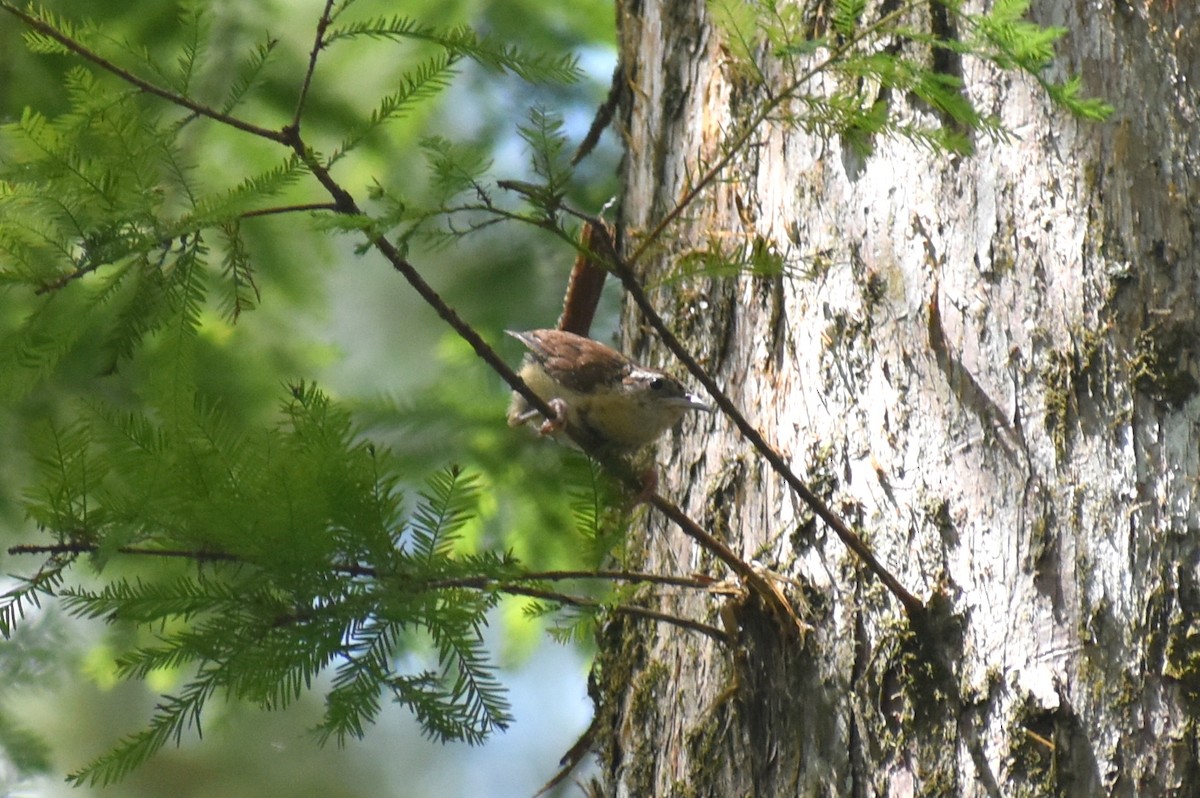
[537,398,569,437]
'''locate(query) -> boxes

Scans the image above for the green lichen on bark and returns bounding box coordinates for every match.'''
[1131,324,1200,408]
[1039,326,1105,461]
[858,595,967,794]
[1004,698,1061,795]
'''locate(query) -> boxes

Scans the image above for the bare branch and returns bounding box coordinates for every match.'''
[240,203,339,219]
[289,0,338,132]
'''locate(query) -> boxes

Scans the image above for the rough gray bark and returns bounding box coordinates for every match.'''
[594,0,1200,795]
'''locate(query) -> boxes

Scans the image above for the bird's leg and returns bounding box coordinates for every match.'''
[537,397,569,437]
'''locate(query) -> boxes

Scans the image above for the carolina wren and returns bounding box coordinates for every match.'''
[507,329,711,453]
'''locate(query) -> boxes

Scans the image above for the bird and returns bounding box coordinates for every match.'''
[506,329,711,454]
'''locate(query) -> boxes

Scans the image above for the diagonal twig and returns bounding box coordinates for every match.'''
[288,0,337,132]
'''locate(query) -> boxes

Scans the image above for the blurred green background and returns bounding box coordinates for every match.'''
[0,0,621,795]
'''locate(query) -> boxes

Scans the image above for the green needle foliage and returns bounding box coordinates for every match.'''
[11,384,518,786]
[0,0,1111,786]
[0,0,586,785]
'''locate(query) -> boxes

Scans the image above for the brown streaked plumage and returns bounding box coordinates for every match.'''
[506,329,710,453]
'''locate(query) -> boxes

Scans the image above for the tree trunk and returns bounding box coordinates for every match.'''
[593,0,1200,795]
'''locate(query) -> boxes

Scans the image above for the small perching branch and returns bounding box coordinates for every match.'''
[471,584,728,642]
[289,0,339,133]
[7,543,717,589]
[240,202,340,219]
[6,543,728,641]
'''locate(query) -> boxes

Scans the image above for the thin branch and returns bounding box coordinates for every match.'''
[35,263,103,295]
[0,2,287,144]
[7,543,727,641]
[289,0,337,132]
[571,61,623,165]
[8,543,242,564]
[513,568,715,589]
[432,569,715,591]
[240,202,340,219]
[492,583,727,642]
[612,606,727,643]
[7,544,715,591]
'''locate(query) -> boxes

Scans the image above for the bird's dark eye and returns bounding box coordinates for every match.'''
[650,377,665,390]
